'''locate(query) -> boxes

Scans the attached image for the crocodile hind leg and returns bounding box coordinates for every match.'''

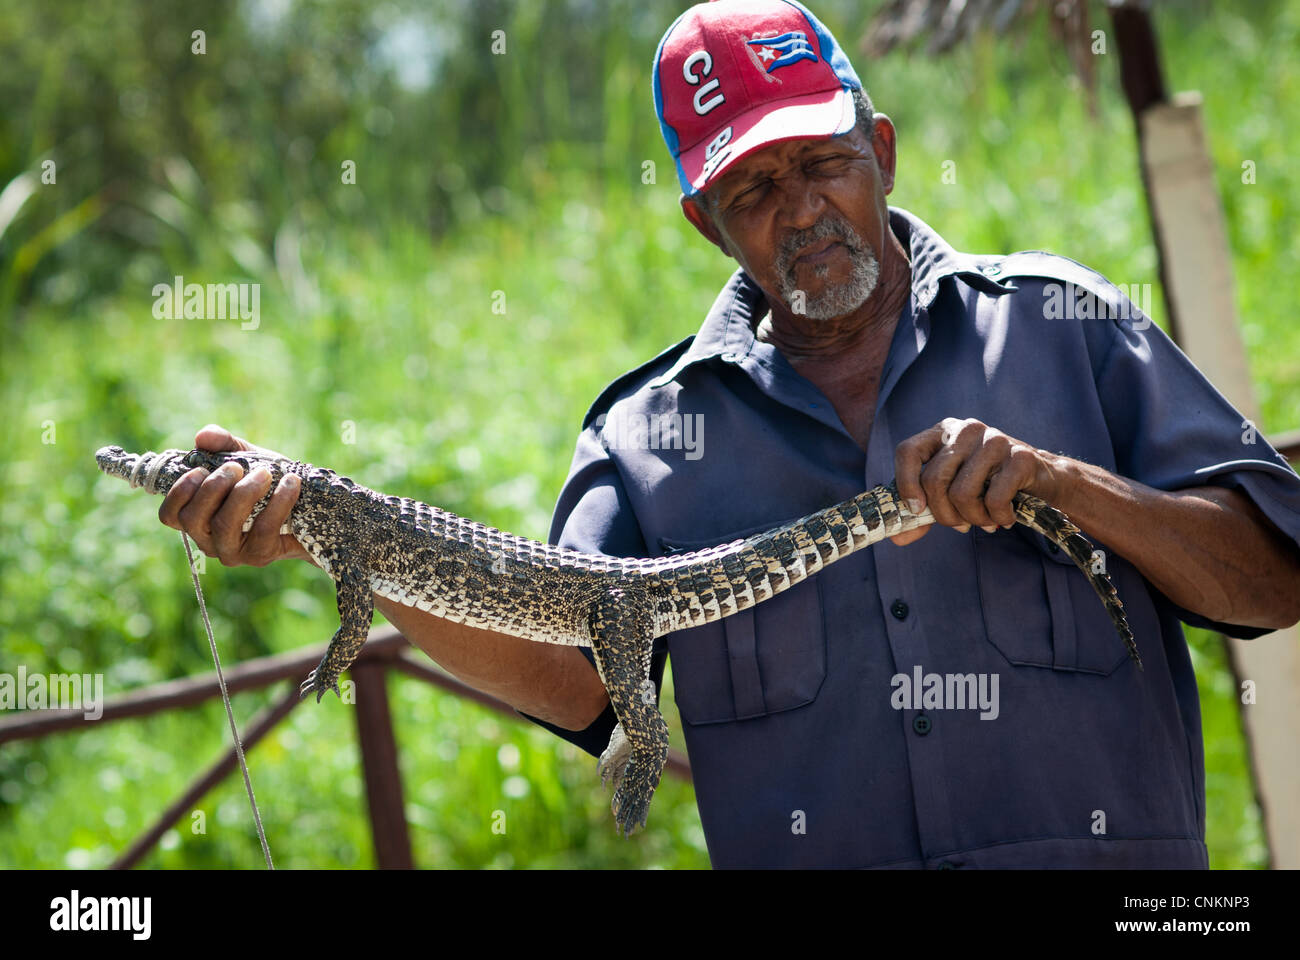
[588,589,666,836]
[301,562,375,702]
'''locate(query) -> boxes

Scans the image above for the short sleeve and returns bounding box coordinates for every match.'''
[1094,304,1300,638]
[514,424,670,757]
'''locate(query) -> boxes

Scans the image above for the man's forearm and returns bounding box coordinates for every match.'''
[1040,455,1300,630]
[296,555,609,728]
[372,593,610,729]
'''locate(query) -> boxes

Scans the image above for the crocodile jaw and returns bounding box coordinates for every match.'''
[94,446,197,496]
[95,445,142,482]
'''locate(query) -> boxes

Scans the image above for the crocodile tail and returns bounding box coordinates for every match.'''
[1011,492,1142,670]
[655,482,932,626]
[655,484,1140,670]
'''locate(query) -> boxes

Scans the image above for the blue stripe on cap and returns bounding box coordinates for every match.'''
[782,0,862,91]
[652,9,694,194]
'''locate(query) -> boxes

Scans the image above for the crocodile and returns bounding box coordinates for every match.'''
[95,444,1140,835]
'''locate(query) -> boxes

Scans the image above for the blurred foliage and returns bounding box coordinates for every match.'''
[0,0,1295,868]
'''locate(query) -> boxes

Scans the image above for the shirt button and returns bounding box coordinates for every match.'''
[980,262,1002,276]
[1047,541,1060,554]
[720,352,738,362]
[890,599,909,620]
[912,714,932,735]
[937,860,960,869]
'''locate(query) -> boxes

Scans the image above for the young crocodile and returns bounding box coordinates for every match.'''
[95,444,1139,835]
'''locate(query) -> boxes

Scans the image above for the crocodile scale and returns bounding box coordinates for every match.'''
[95,445,1140,835]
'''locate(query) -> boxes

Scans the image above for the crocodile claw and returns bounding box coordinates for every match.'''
[610,759,655,837]
[299,669,342,703]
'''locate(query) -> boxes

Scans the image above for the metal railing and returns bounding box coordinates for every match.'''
[0,626,692,869]
[1272,429,1300,465]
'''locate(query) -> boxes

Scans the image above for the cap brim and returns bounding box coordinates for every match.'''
[680,86,855,197]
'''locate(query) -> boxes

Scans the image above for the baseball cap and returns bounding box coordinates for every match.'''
[653,0,863,197]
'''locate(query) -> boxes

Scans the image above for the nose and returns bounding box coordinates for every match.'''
[781,175,826,233]
[95,445,125,468]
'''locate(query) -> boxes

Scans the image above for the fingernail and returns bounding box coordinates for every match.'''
[284,474,299,489]
[906,498,924,514]
[957,523,972,533]
[251,467,271,483]
[981,525,997,534]
[1002,522,1014,529]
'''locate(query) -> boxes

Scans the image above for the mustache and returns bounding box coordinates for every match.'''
[774,215,867,275]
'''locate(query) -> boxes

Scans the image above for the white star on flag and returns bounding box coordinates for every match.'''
[757,46,776,62]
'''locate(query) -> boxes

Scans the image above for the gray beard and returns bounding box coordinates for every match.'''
[774,215,880,321]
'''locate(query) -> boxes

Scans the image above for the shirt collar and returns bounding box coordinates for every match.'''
[649,206,1013,388]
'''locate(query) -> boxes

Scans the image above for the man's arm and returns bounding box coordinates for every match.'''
[371,594,608,728]
[893,418,1300,631]
[1034,456,1300,631]
[159,425,610,730]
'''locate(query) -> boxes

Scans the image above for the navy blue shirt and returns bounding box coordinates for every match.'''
[522,206,1300,868]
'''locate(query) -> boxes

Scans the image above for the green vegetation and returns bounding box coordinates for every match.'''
[0,0,1294,868]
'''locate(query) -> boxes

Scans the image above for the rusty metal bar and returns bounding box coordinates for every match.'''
[389,651,692,781]
[1271,429,1300,464]
[110,680,301,869]
[0,629,409,744]
[5,622,692,778]
[352,662,414,869]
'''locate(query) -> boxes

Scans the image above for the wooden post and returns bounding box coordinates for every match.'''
[1137,91,1300,869]
[352,663,414,869]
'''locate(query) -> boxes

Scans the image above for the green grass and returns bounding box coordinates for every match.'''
[1,0,1296,868]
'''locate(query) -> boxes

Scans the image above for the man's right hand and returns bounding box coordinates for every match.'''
[159,423,309,568]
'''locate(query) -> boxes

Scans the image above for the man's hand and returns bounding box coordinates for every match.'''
[158,424,309,567]
[889,417,1063,546]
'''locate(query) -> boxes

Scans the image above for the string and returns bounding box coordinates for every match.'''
[120,449,274,866]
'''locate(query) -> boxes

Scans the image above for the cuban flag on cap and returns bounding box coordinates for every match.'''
[653,0,863,196]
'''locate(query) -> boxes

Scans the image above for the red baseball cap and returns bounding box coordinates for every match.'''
[653,0,863,197]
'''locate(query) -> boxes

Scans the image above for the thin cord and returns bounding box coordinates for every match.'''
[182,531,274,870]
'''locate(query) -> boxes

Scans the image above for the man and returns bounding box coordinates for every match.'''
[163,0,1300,868]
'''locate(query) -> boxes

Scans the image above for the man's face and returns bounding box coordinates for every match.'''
[683,116,898,322]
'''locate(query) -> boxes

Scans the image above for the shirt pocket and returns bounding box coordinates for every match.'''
[971,525,1132,676]
[658,527,829,725]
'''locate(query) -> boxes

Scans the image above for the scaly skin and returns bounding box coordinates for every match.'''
[96,444,1140,835]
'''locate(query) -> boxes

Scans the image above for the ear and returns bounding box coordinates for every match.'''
[868,113,899,195]
[680,193,733,258]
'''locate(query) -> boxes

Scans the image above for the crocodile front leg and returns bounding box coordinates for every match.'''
[301,562,374,702]
[589,589,665,836]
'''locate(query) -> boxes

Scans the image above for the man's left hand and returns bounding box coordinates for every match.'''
[889,418,1064,546]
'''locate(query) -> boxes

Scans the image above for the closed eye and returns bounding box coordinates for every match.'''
[730,179,769,208]
[807,154,850,173]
